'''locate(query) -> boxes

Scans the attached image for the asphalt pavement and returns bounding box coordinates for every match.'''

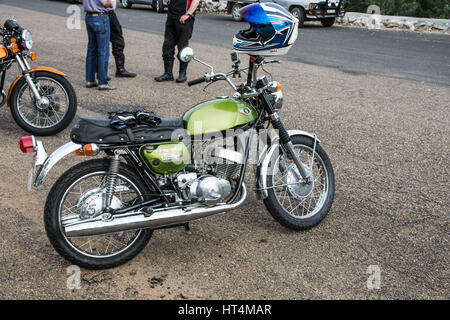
[4,0,450,85]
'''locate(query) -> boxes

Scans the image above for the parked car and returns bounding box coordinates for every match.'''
[120,0,167,13]
[227,0,345,27]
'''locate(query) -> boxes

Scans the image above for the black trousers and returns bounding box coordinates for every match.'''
[162,15,195,62]
[107,10,125,61]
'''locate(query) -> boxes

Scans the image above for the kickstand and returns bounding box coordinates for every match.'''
[184,222,190,232]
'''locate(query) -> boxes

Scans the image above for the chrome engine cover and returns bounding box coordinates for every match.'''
[188,175,231,206]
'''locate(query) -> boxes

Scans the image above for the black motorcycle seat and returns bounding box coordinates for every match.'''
[70,117,186,145]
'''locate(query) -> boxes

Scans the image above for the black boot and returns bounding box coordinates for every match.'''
[176,62,188,83]
[115,56,136,78]
[155,60,174,82]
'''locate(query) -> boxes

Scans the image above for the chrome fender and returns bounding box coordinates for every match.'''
[255,130,320,199]
[34,141,82,187]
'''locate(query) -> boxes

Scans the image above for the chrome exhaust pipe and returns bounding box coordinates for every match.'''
[64,185,247,237]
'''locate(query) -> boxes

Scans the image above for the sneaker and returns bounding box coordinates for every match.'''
[86,81,98,88]
[98,83,117,91]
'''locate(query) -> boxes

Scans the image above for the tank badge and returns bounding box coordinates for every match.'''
[240,107,251,115]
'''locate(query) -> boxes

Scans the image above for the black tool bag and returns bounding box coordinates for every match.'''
[70,117,185,145]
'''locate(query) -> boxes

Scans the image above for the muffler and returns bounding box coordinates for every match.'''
[64,184,247,237]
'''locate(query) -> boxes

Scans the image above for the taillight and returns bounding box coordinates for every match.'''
[19,136,36,153]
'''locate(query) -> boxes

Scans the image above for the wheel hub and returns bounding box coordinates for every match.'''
[285,164,314,200]
[78,188,122,219]
[35,96,50,111]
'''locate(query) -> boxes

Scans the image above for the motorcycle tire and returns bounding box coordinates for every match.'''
[10,71,77,136]
[44,159,153,270]
[263,135,335,230]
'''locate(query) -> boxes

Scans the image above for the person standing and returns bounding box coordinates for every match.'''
[83,0,116,90]
[106,0,136,78]
[155,0,200,83]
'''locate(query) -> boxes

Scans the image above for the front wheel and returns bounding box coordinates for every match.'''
[321,18,336,27]
[10,71,77,136]
[231,3,243,22]
[263,135,335,230]
[44,159,153,269]
[289,7,305,28]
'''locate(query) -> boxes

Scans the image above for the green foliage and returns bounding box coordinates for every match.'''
[343,0,450,19]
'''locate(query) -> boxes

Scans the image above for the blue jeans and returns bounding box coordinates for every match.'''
[85,14,110,85]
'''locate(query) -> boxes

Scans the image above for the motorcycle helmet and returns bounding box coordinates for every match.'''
[233,3,299,56]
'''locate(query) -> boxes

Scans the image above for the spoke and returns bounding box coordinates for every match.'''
[62,173,143,257]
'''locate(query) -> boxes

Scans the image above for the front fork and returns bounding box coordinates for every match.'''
[15,54,49,109]
[263,94,312,183]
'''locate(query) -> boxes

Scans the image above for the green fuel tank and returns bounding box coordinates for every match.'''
[182,98,258,136]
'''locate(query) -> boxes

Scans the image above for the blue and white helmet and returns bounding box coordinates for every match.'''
[233,3,299,56]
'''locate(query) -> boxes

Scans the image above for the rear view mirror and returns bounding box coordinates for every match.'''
[179,47,194,63]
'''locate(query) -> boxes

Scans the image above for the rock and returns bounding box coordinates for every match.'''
[82,271,113,284]
[340,12,449,33]
[201,0,227,12]
[148,274,168,287]
[432,23,448,31]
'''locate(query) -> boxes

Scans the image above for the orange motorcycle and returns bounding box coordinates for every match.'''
[0,19,77,136]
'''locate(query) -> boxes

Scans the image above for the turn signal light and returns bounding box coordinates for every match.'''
[275,81,282,92]
[30,52,37,61]
[75,144,100,157]
[11,43,19,53]
[19,136,36,153]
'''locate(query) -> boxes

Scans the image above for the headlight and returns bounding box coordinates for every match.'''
[21,29,33,50]
[272,90,283,111]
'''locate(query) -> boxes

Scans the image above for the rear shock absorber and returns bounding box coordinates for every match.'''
[103,153,121,216]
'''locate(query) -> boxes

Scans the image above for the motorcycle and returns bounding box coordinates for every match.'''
[20,47,335,269]
[0,19,77,136]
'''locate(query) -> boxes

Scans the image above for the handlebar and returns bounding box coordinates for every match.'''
[188,76,206,86]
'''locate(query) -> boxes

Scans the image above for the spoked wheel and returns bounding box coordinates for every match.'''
[45,159,153,269]
[264,135,335,230]
[10,71,77,136]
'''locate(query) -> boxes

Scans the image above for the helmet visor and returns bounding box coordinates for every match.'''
[240,3,276,41]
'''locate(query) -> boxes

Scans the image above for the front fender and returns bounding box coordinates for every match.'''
[255,130,320,199]
[7,67,66,107]
[34,141,81,187]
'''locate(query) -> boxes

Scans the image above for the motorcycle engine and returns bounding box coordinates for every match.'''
[176,147,243,206]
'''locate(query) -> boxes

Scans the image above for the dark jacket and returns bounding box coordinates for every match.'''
[168,0,195,18]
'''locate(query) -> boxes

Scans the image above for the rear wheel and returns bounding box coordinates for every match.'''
[231,3,243,22]
[290,7,305,28]
[321,18,336,27]
[44,159,153,269]
[10,71,77,136]
[264,135,335,230]
[121,0,132,9]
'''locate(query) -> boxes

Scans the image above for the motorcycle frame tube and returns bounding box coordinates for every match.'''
[122,148,171,203]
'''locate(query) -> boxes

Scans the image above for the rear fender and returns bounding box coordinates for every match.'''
[34,141,81,187]
[7,67,66,107]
